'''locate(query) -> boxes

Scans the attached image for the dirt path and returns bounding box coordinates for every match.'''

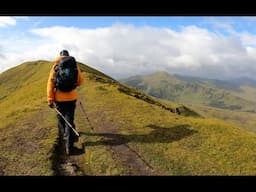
[1,105,162,175]
[87,110,162,175]
[1,106,161,175]
[51,137,85,176]
[53,105,163,175]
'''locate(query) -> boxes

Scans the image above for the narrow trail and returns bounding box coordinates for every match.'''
[51,105,87,176]
[51,103,163,175]
[89,110,163,175]
[0,104,163,175]
[51,136,85,176]
[50,105,87,176]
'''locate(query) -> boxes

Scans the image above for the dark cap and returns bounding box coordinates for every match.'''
[60,50,69,56]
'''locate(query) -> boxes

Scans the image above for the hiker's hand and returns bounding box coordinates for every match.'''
[49,102,56,109]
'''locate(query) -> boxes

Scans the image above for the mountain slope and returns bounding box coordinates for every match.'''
[174,74,256,103]
[189,104,256,133]
[1,62,256,175]
[120,71,256,112]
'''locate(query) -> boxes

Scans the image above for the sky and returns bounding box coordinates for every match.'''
[1,16,256,80]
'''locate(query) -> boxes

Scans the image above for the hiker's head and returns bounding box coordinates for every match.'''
[60,50,69,56]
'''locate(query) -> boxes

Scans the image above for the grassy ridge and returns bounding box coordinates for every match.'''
[0,61,51,128]
[1,61,256,175]
[0,61,57,175]
[77,70,256,175]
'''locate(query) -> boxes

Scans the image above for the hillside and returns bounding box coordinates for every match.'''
[174,74,256,103]
[120,71,256,112]
[1,62,256,175]
[188,104,256,134]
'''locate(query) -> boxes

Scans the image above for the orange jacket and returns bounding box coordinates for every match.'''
[47,55,83,105]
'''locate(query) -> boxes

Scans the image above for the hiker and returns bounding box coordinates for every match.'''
[47,49,83,154]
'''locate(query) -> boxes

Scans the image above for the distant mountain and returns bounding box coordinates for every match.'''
[174,74,256,103]
[231,77,256,87]
[120,71,256,112]
[173,74,242,92]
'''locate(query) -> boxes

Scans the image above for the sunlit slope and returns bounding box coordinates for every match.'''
[0,60,185,175]
[1,61,256,175]
[0,61,57,175]
[189,104,256,133]
[174,74,256,103]
[77,69,256,175]
[121,72,256,112]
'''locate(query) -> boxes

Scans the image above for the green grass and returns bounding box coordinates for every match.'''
[78,72,256,175]
[1,60,256,175]
[190,104,256,133]
[0,61,57,175]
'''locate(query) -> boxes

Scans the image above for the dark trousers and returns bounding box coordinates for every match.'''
[55,100,78,147]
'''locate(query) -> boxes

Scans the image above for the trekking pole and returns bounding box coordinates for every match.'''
[79,101,94,130]
[54,108,80,137]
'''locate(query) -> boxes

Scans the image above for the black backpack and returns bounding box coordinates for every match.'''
[54,56,78,92]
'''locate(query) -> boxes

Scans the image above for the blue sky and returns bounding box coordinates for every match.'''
[10,16,256,33]
[1,16,256,80]
[5,16,256,33]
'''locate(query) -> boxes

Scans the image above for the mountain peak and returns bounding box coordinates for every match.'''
[153,71,170,76]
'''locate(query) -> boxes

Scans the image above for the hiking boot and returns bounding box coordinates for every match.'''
[74,135,79,142]
[69,146,84,155]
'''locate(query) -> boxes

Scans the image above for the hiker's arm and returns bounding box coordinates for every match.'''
[47,56,61,104]
[77,65,83,86]
[47,64,56,105]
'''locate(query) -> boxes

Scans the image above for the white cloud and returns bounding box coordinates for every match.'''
[13,16,29,20]
[205,17,237,35]
[1,23,256,81]
[0,16,16,27]
[0,16,29,29]
[240,32,256,46]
